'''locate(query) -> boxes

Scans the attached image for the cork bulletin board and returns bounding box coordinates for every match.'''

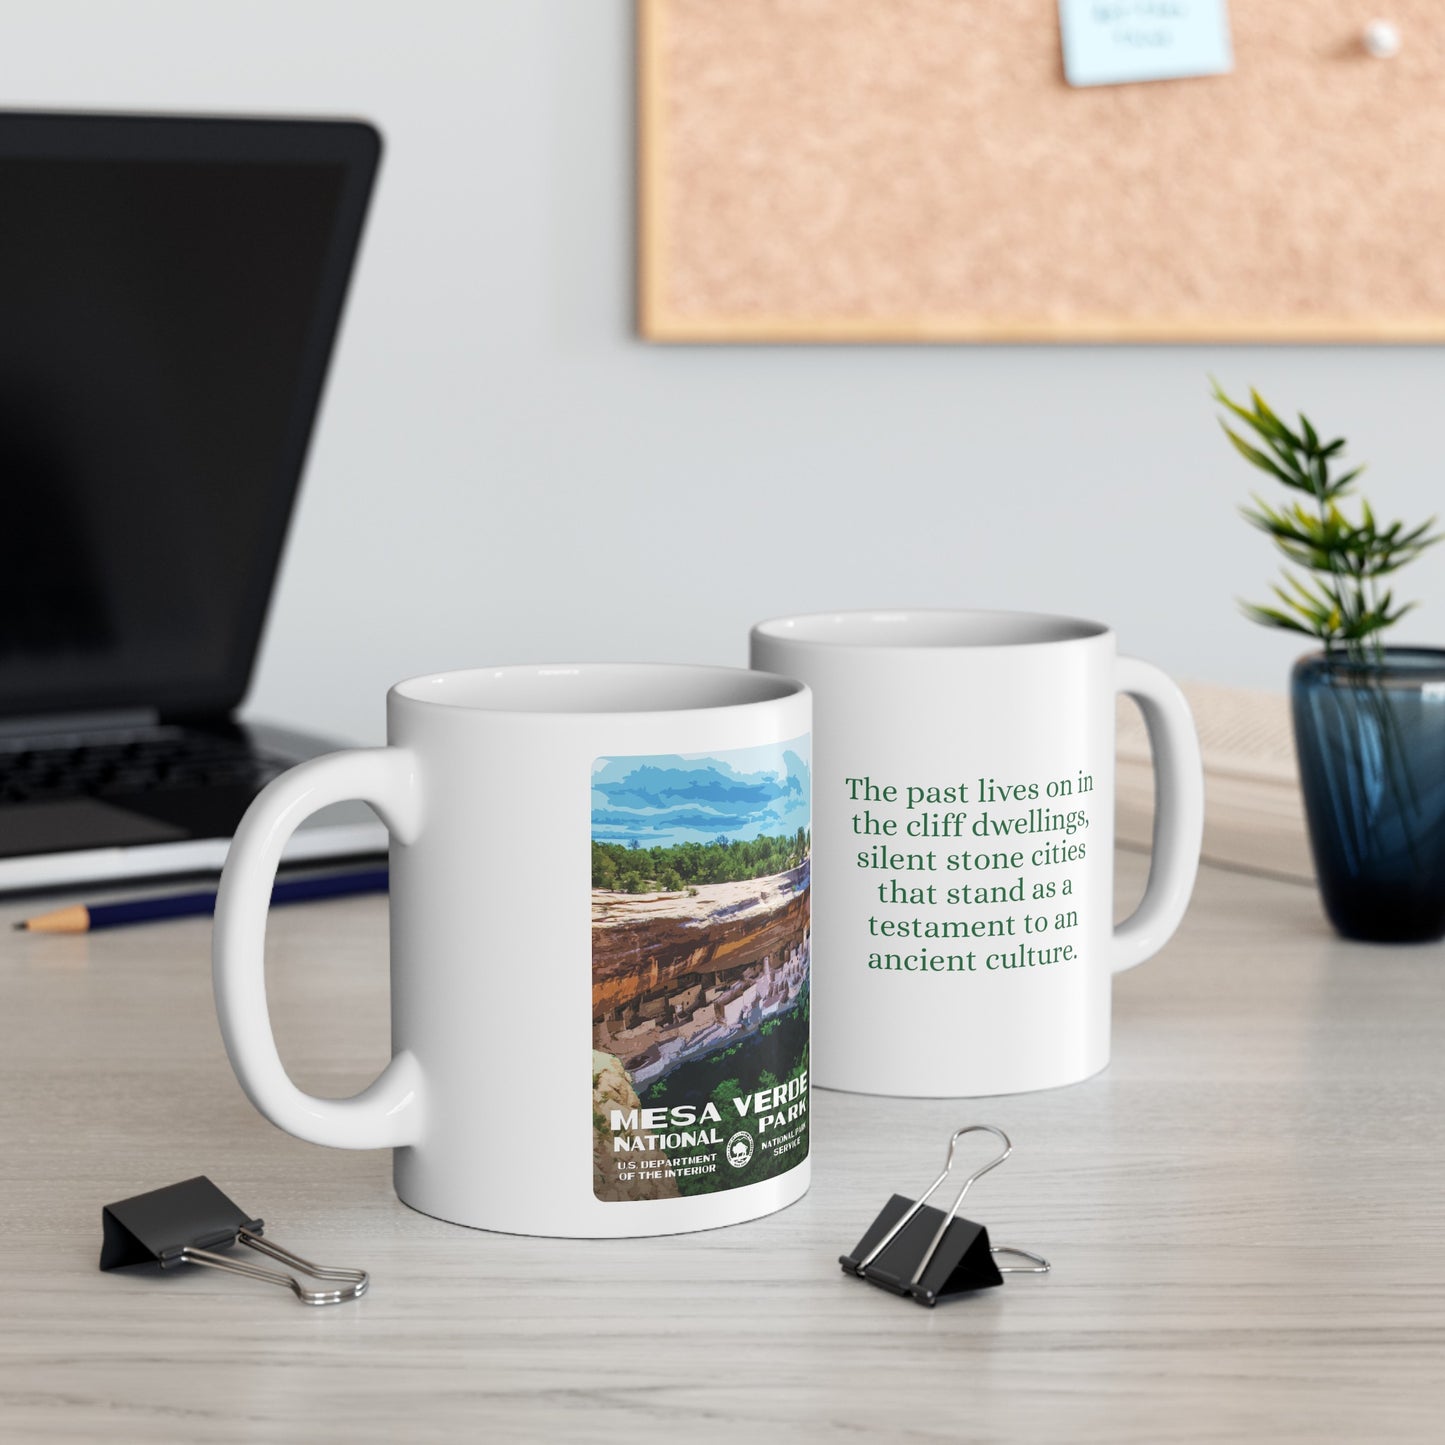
[637,0,1445,341]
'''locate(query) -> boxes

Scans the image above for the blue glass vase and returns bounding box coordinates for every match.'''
[1291,649,1445,942]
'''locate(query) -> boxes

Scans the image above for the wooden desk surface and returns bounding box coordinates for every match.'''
[2,853,1442,1443]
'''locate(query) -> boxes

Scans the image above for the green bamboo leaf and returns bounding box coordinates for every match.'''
[1239,602,1317,637]
[1214,381,1300,454]
[1396,518,1440,547]
[1285,573,1344,617]
[1221,424,1297,485]
[1351,611,1396,638]
[1274,579,1330,625]
[1249,388,1300,445]
[1210,381,1264,430]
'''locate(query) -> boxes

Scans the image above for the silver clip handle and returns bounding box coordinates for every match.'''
[854,1123,1013,1281]
[992,1245,1050,1274]
[908,1124,1013,1287]
[179,1228,368,1305]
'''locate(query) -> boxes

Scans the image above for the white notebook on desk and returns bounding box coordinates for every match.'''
[1117,681,1313,883]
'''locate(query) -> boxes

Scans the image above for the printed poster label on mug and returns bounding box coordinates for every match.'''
[590,736,811,1202]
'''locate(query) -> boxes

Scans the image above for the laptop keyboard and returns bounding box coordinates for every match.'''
[0,729,288,805]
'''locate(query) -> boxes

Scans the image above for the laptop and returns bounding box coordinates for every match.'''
[0,112,387,892]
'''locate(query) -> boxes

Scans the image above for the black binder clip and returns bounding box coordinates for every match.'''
[840,1125,1050,1306]
[100,1176,368,1306]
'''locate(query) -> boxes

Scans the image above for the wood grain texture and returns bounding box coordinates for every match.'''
[2,854,1444,1442]
[639,0,1445,342]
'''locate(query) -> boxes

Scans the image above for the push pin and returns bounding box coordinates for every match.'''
[100,1176,368,1305]
[840,1125,1049,1306]
[1362,20,1401,59]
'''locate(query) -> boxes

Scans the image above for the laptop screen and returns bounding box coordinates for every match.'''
[0,116,378,720]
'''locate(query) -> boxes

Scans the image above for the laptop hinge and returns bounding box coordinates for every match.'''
[0,708,162,742]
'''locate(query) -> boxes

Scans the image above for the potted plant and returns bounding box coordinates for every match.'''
[1215,382,1445,942]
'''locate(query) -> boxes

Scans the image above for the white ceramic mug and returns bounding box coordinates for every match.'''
[750,611,1203,1097]
[213,663,813,1237]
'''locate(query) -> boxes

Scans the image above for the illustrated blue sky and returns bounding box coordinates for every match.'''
[592,734,810,847]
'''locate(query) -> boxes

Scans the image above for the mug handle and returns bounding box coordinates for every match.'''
[212,747,427,1148]
[1111,659,1205,974]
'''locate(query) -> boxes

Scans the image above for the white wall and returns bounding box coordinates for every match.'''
[8,1,1444,744]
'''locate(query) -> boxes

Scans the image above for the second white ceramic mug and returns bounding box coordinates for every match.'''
[751,610,1203,1097]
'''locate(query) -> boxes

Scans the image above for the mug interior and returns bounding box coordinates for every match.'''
[753,609,1109,649]
[393,663,802,715]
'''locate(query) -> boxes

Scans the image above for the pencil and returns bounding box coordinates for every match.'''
[14,867,389,934]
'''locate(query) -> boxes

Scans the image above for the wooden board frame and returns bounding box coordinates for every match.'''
[637,0,1445,343]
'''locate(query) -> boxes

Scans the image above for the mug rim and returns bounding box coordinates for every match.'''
[751,608,1113,651]
[390,661,807,718]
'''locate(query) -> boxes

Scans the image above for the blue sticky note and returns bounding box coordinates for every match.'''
[1059,0,1233,87]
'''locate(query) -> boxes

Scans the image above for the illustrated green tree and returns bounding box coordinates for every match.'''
[591,842,619,890]
[592,830,813,890]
